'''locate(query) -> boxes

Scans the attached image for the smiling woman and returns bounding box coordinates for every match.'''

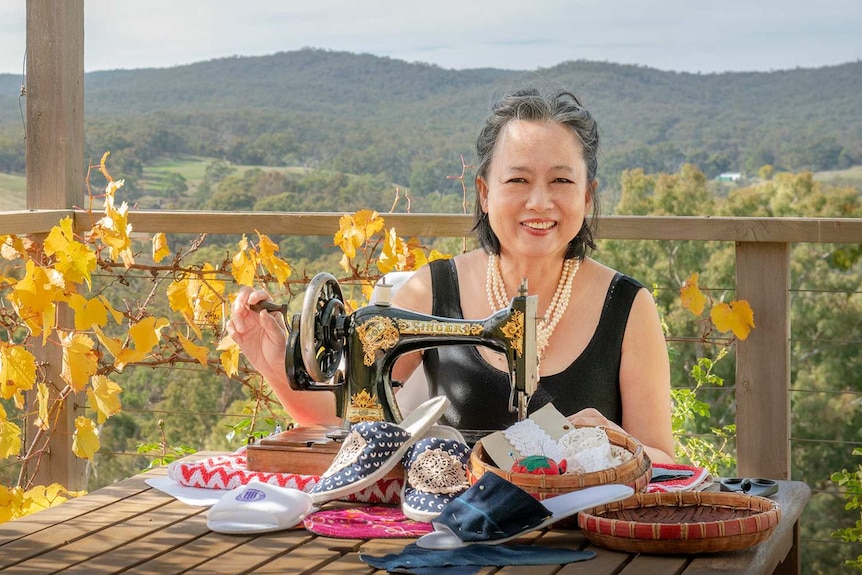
[227,86,676,465]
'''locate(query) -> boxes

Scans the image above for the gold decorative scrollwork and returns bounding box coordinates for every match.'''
[356,316,400,366]
[347,388,384,422]
[501,310,524,357]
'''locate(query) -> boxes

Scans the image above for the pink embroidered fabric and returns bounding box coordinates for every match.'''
[303,506,434,538]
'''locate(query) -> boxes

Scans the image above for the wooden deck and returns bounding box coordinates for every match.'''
[0,455,810,575]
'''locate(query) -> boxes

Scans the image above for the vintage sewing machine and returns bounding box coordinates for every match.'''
[245,271,539,474]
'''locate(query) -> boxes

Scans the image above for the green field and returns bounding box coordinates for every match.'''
[813,165,862,186]
[141,155,308,192]
[0,172,25,210]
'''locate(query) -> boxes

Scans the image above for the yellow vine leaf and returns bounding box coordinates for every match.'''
[72,416,99,459]
[178,333,210,367]
[99,151,113,182]
[169,265,225,330]
[35,382,50,431]
[0,485,24,523]
[7,260,65,342]
[194,266,226,328]
[710,300,756,340]
[68,293,111,331]
[1,234,31,261]
[0,416,22,459]
[87,375,122,424]
[167,277,194,316]
[217,335,240,378]
[120,316,171,367]
[680,272,707,316]
[98,295,124,325]
[17,484,85,519]
[152,232,171,263]
[60,331,99,391]
[94,317,170,369]
[334,210,384,259]
[231,235,257,287]
[0,342,37,407]
[377,228,404,274]
[360,281,375,303]
[427,249,450,263]
[44,216,98,290]
[338,252,351,274]
[182,311,203,340]
[92,325,124,359]
[92,180,134,268]
[256,231,292,285]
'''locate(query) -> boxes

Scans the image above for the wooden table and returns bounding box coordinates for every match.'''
[0,458,810,575]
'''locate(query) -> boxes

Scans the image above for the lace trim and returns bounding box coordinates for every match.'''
[503,419,565,462]
[406,447,469,495]
[322,428,366,476]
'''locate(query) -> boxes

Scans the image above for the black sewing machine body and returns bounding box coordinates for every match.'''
[280,273,539,438]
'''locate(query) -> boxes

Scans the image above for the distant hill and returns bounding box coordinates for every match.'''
[1,49,860,195]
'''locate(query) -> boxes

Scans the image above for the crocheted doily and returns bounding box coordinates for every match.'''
[322,428,367,477]
[406,447,469,495]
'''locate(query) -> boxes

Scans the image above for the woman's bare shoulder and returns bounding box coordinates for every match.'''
[389,264,434,314]
[390,252,484,314]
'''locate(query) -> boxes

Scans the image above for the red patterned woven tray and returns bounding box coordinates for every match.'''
[578,491,781,554]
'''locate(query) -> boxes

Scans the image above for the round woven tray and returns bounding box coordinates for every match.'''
[578,491,781,554]
[468,427,652,500]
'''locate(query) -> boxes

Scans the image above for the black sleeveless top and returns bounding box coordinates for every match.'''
[422,258,644,432]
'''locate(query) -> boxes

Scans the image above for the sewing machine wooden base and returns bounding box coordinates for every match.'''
[245,425,403,479]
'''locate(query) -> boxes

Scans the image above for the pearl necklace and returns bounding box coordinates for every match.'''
[486,253,579,368]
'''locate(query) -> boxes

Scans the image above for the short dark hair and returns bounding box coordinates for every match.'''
[472,88,600,259]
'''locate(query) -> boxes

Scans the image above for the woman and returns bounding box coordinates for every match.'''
[228,87,675,464]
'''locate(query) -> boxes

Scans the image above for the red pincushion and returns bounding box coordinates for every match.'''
[511,455,566,475]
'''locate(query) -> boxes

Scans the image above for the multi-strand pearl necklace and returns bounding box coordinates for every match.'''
[486,253,580,368]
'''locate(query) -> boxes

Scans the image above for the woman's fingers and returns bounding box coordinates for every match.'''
[230,287,273,333]
[568,408,611,428]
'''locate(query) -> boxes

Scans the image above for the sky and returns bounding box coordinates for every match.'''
[1,0,860,75]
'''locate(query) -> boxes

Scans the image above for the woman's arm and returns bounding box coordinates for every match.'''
[618,287,675,462]
[226,286,339,426]
[567,287,675,463]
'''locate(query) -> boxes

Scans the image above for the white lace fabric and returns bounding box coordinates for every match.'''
[503,419,565,462]
[504,422,632,475]
[558,427,632,473]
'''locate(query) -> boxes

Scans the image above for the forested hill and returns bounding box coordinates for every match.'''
[1,48,860,188]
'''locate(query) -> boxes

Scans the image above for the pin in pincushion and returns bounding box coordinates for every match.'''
[511,455,567,475]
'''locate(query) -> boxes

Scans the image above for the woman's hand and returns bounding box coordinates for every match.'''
[226,287,339,426]
[226,286,288,379]
[567,408,625,434]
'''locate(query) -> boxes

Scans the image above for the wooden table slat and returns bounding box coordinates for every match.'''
[0,453,810,575]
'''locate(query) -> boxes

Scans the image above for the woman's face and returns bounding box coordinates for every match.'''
[478,119,593,262]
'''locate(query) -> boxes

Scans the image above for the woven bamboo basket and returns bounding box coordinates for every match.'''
[467,427,652,500]
[577,491,781,554]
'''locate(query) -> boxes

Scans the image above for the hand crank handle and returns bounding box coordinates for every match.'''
[249,300,289,316]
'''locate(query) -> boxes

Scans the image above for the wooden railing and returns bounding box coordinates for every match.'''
[5,208,862,489]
